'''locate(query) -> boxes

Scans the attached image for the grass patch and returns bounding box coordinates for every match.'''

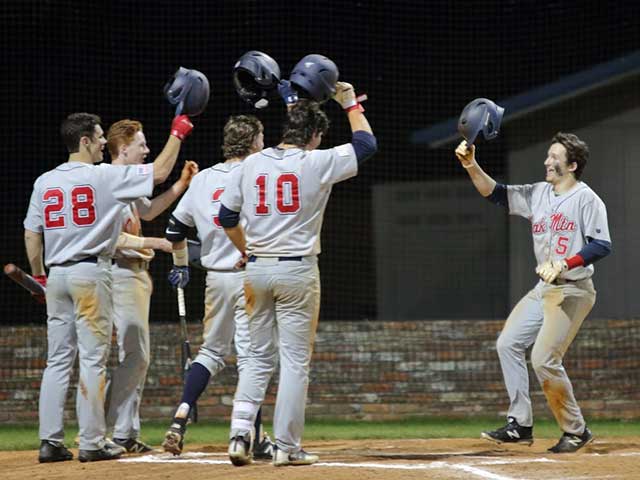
[2,418,639,451]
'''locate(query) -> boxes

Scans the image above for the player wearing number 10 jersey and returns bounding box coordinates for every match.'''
[23,112,192,463]
[220,83,377,466]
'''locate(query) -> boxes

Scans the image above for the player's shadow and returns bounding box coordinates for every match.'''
[362,450,509,461]
[585,441,640,454]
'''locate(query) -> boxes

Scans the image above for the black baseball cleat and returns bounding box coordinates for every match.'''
[78,442,125,462]
[113,437,153,453]
[162,422,186,456]
[38,440,74,463]
[481,417,534,445]
[253,432,274,460]
[548,427,593,453]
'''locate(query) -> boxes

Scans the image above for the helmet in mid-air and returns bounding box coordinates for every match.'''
[164,67,210,116]
[289,54,339,103]
[232,51,282,109]
[457,98,505,145]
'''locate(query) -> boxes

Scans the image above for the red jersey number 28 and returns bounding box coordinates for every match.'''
[255,173,301,215]
[43,185,97,229]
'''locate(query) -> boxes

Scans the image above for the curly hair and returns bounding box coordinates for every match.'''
[551,132,589,179]
[60,113,101,153]
[281,100,329,147]
[106,119,143,158]
[222,115,263,159]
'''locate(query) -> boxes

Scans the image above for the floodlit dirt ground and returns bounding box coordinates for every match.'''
[4,437,640,480]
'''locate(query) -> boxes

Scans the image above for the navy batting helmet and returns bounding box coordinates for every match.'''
[290,54,339,103]
[457,98,505,145]
[164,67,210,117]
[233,51,281,109]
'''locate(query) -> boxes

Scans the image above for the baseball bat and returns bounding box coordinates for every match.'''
[177,286,198,423]
[4,264,46,297]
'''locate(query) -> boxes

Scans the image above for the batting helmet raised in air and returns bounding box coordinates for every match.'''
[164,67,210,117]
[290,54,339,103]
[232,51,281,109]
[457,98,505,145]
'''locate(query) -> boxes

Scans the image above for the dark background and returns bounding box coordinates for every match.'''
[2,1,639,323]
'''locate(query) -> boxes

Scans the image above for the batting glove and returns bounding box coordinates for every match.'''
[333,81,360,111]
[171,115,194,141]
[32,275,47,304]
[535,260,568,284]
[277,80,298,106]
[168,266,190,288]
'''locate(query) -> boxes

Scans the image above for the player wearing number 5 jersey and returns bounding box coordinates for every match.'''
[23,112,193,463]
[220,84,377,466]
[162,115,273,458]
[455,133,611,453]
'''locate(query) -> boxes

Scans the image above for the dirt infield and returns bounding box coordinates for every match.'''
[3,438,640,480]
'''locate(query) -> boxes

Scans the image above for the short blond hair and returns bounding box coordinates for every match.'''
[107,119,143,158]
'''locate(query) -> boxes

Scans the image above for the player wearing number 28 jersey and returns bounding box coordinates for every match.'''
[455,132,611,454]
[220,84,377,466]
[23,112,192,463]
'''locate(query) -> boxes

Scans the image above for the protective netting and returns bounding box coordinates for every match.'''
[1,1,639,422]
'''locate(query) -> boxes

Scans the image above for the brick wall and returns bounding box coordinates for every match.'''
[1,319,638,424]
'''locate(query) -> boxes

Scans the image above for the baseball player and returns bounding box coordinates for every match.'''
[104,119,199,453]
[24,112,193,462]
[220,83,377,466]
[455,133,611,453]
[161,115,273,459]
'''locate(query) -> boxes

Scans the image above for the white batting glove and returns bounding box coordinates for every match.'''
[333,81,358,110]
[535,260,568,284]
[455,140,476,169]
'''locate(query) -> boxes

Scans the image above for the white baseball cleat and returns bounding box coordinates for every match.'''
[273,447,319,466]
[228,433,253,466]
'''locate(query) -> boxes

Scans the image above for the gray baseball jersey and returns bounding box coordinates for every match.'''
[220,144,357,256]
[226,144,357,455]
[507,181,610,280]
[24,162,154,265]
[497,180,610,435]
[25,160,154,451]
[172,163,244,270]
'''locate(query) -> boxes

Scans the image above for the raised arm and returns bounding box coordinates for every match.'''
[455,141,497,197]
[152,116,194,184]
[140,161,199,221]
[333,82,377,163]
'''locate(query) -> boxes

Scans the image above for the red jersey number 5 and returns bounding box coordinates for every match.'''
[556,236,569,255]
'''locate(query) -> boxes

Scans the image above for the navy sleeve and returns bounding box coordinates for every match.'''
[486,183,508,208]
[351,130,378,164]
[219,204,240,228]
[578,238,612,265]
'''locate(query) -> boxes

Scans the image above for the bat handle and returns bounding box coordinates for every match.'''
[177,287,186,317]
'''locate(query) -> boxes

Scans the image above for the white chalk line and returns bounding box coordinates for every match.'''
[120,454,520,480]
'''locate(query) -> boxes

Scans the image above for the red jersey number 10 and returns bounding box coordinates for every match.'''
[255,173,301,215]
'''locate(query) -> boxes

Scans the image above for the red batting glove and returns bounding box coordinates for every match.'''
[171,115,194,141]
[32,275,47,304]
